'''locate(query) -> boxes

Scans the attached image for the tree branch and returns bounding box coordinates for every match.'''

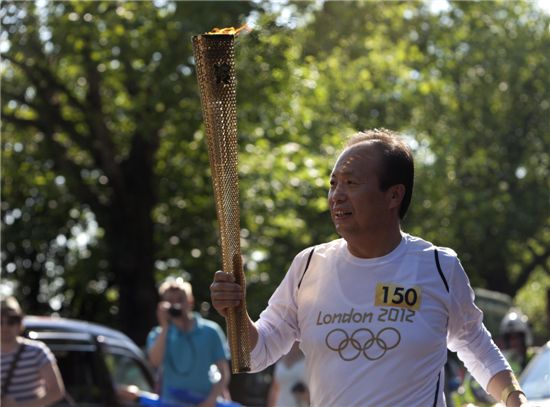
[5,51,89,115]
[2,54,99,160]
[41,128,109,221]
[4,26,127,209]
[2,90,39,111]
[2,109,108,220]
[512,241,550,292]
[79,41,127,200]
[1,111,44,130]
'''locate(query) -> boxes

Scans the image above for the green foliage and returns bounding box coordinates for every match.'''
[1,0,257,340]
[2,0,549,342]
[515,269,550,345]
[406,1,550,295]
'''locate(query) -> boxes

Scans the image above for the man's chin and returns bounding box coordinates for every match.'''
[334,224,354,239]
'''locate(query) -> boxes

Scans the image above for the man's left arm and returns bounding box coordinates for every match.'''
[487,369,528,407]
[444,254,530,407]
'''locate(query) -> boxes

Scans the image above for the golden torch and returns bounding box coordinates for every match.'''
[192,26,251,373]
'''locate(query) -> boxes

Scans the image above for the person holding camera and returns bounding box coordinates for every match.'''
[146,278,231,407]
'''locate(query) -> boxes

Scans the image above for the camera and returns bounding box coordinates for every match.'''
[291,382,307,394]
[168,304,183,317]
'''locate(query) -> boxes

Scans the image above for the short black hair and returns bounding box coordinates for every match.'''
[345,129,414,219]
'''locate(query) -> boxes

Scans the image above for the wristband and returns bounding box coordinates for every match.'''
[501,383,525,405]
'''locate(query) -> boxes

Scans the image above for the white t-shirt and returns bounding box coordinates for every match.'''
[250,234,510,407]
[272,358,307,407]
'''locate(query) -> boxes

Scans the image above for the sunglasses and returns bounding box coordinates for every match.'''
[0,315,22,326]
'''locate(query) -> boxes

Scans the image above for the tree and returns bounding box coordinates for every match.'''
[406,1,550,293]
[235,1,550,336]
[1,0,255,344]
[2,0,548,345]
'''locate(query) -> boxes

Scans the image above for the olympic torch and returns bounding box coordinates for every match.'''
[192,26,251,373]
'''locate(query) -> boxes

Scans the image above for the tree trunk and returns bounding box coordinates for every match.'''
[106,134,160,346]
[107,199,158,346]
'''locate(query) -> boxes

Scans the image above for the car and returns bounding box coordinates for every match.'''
[23,315,156,406]
[519,341,550,406]
[229,364,274,407]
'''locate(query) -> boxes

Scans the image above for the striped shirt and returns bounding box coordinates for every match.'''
[1,338,56,402]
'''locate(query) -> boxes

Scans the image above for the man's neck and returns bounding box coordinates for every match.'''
[346,228,403,259]
[173,312,195,332]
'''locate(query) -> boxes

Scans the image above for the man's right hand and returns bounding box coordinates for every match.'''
[156,301,172,328]
[210,271,243,318]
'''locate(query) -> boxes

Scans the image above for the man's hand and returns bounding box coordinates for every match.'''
[487,370,530,407]
[156,301,172,328]
[210,270,260,350]
[210,271,243,318]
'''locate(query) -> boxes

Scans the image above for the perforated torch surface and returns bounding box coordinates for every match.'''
[192,34,250,373]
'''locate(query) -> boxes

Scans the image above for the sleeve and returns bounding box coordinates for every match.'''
[146,326,161,352]
[211,322,230,361]
[446,253,511,389]
[249,248,313,372]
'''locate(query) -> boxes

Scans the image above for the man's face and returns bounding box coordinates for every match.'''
[507,332,526,351]
[328,143,396,242]
[162,288,193,315]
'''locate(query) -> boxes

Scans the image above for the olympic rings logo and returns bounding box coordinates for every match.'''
[325,327,401,361]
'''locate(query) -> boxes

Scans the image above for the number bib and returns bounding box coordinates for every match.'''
[375,283,421,310]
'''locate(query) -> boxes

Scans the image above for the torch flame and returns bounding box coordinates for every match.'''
[207,24,251,36]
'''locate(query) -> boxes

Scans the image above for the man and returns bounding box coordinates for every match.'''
[1,296,65,407]
[499,308,534,373]
[210,129,530,406]
[147,277,231,407]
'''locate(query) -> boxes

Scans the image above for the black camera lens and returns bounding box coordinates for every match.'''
[291,382,306,393]
[168,305,183,317]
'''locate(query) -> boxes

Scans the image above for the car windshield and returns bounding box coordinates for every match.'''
[103,350,154,392]
[520,347,550,399]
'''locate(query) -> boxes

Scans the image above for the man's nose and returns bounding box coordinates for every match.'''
[329,185,347,203]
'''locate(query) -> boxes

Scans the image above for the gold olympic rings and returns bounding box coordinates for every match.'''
[325,327,401,361]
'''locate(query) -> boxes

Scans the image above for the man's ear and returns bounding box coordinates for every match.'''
[388,184,406,210]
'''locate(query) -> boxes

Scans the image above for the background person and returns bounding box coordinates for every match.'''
[0,296,65,407]
[210,129,530,407]
[452,308,536,407]
[499,308,534,374]
[266,341,309,407]
[146,277,231,407]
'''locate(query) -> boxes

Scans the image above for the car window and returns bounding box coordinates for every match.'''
[53,349,113,405]
[102,350,154,393]
[520,348,550,399]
